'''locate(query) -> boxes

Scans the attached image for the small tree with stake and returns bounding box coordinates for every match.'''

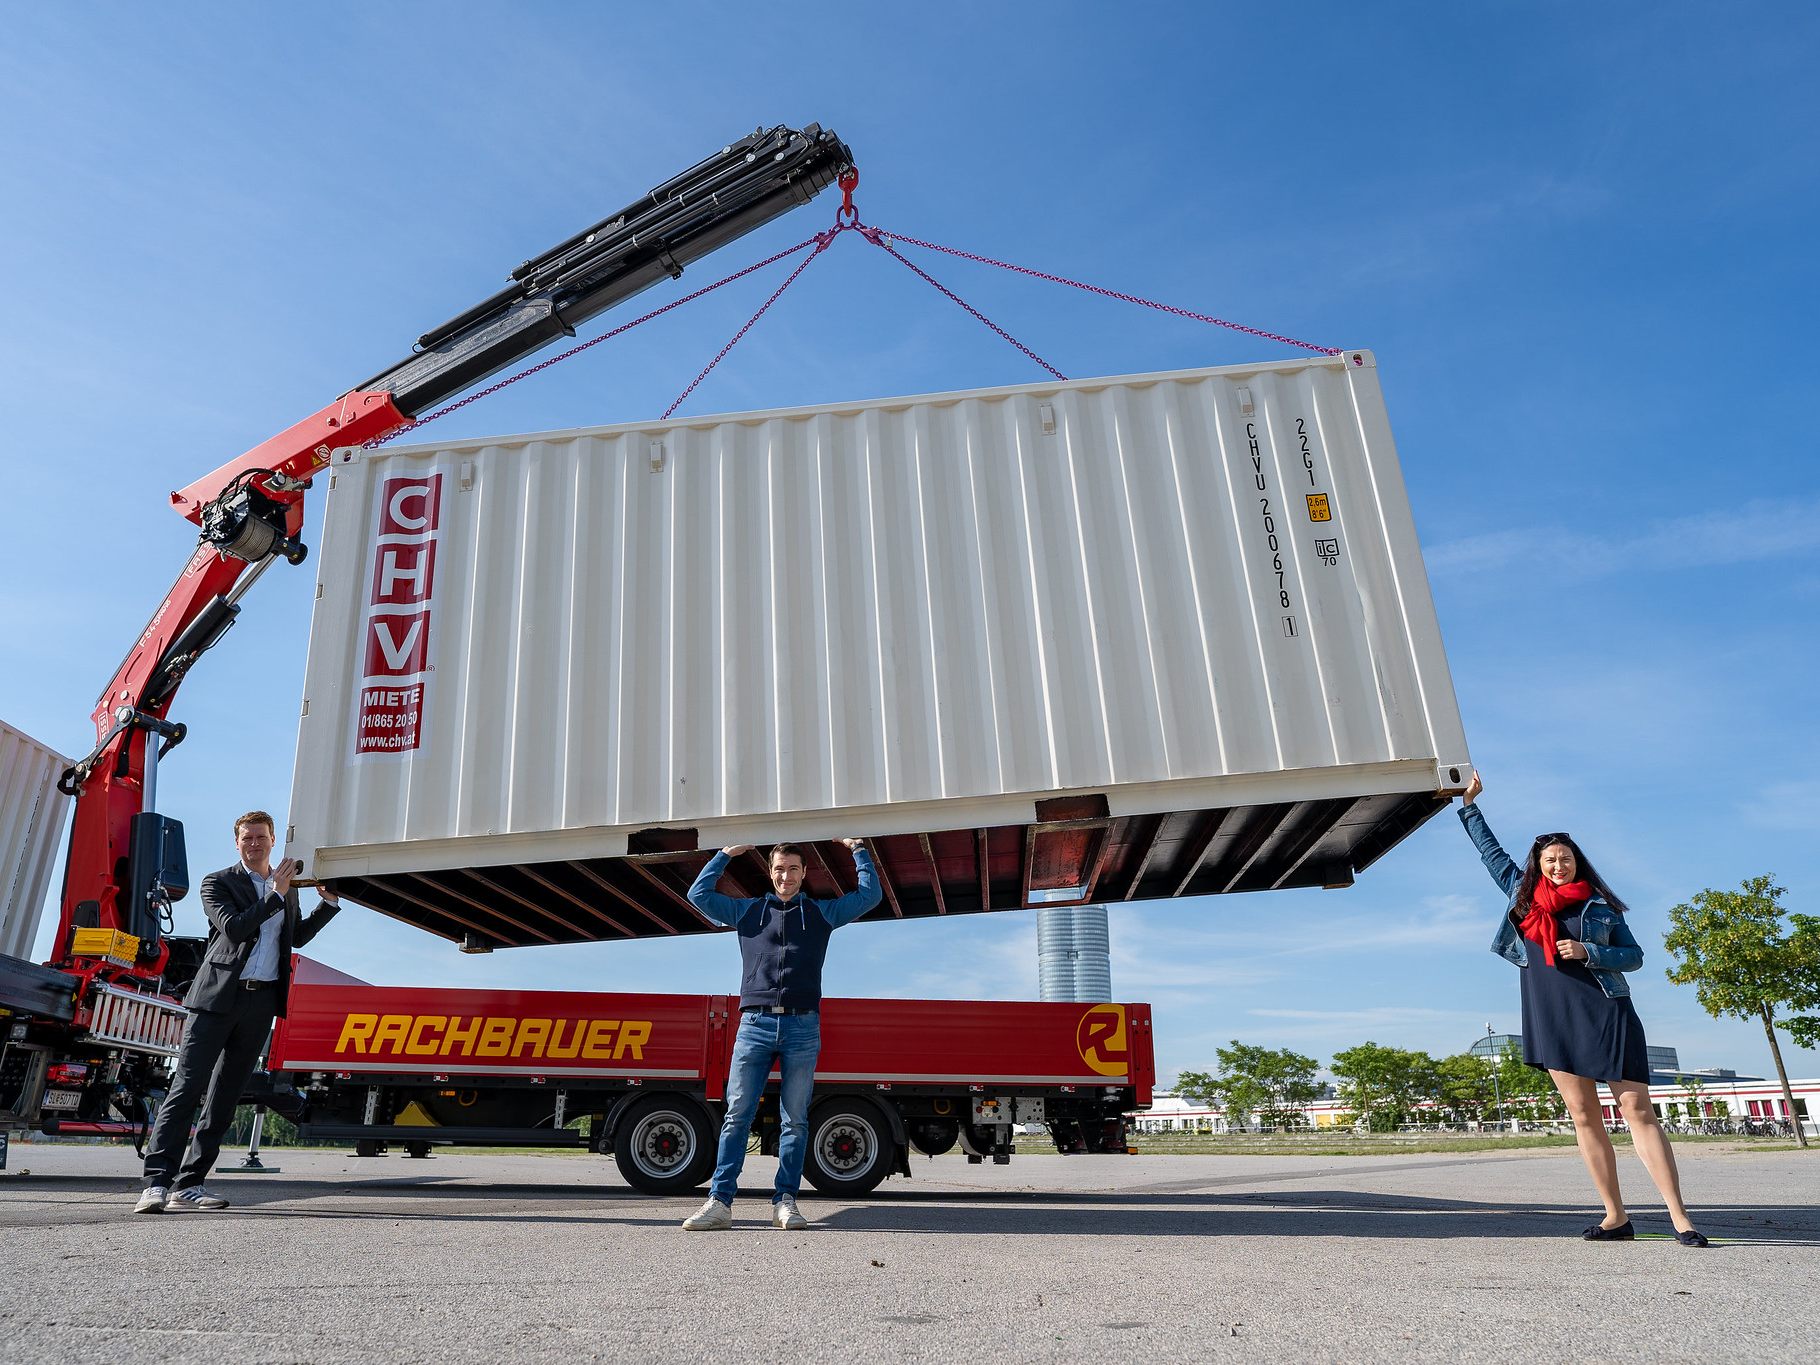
[1663,875,1820,1148]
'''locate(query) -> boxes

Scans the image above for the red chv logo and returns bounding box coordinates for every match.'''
[378,475,442,537]
[370,540,438,607]
[356,473,443,755]
[362,609,432,678]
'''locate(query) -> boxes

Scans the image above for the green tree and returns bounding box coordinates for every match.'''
[1176,1041,1321,1131]
[1329,1042,1440,1132]
[1434,1052,1498,1124]
[1664,875,1820,1148]
[1493,1050,1563,1125]
[1681,1073,1708,1126]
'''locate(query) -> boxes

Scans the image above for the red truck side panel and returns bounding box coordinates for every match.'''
[815,998,1148,1091]
[269,982,721,1083]
[273,960,1156,1108]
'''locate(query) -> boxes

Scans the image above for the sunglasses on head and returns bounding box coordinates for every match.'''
[1532,833,1574,848]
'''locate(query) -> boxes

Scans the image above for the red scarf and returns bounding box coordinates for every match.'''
[1519,876,1593,966]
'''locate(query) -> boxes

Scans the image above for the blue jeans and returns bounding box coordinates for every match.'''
[709,1011,820,1206]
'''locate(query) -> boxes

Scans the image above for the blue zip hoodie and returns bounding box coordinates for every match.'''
[687,848,883,1010]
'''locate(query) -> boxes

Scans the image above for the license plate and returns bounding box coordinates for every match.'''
[42,1089,83,1112]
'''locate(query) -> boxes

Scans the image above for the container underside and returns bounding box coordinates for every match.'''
[331,791,1449,949]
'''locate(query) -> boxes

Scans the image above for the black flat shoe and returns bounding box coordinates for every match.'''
[1582,1219,1635,1241]
[1674,1228,1709,1247]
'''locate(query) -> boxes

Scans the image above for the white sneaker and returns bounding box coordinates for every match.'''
[772,1195,807,1230]
[134,1185,169,1214]
[682,1197,732,1231]
[169,1185,230,1210]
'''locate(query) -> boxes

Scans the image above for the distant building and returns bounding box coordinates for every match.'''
[1464,1035,1761,1085]
[1470,1033,1522,1059]
[1133,1076,1818,1136]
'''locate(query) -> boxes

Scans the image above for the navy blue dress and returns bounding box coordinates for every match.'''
[1519,906,1651,1083]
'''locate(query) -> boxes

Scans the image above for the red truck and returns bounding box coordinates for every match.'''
[269,958,1153,1195]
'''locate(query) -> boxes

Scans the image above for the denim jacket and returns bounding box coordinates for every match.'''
[1458,803,1642,999]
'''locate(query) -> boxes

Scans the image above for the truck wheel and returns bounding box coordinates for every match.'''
[804,1097,894,1196]
[613,1094,715,1195]
[404,1141,433,1159]
[353,1139,386,1158]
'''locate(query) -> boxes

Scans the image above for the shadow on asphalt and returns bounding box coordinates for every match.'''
[16,1173,1817,1244]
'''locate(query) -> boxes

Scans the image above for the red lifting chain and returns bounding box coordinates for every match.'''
[376,166,1337,440]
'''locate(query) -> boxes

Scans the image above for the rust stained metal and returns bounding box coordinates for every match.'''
[918,834,948,915]
[560,861,675,936]
[865,838,904,919]
[398,871,558,946]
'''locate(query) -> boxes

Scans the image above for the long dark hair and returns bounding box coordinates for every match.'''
[1513,831,1631,917]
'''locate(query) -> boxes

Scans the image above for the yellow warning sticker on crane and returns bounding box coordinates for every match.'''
[1306,493,1332,522]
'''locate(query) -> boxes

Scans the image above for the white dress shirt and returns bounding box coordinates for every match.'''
[242,862,284,983]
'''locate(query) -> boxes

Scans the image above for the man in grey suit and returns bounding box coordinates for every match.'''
[135,810,343,1212]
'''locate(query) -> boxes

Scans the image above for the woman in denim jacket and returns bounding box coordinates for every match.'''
[1459,771,1706,1246]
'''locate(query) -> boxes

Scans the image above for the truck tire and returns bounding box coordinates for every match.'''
[803,1097,894,1196]
[612,1094,715,1195]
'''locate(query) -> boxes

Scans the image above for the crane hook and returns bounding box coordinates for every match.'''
[836,168,859,226]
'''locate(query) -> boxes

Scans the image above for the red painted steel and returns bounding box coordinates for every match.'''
[58,390,408,968]
[270,962,1153,1109]
[269,983,721,1083]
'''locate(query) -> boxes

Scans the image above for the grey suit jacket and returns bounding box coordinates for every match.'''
[185,864,340,1018]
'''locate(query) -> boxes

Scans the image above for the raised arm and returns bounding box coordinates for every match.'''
[820,839,883,928]
[688,848,752,928]
[294,895,342,947]
[200,870,284,946]
[1456,771,1522,897]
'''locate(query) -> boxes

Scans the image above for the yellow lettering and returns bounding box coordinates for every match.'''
[546,1019,584,1059]
[582,1019,618,1059]
[372,1015,412,1052]
[613,1020,651,1061]
[474,1017,516,1057]
[405,1016,446,1056]
[511,1018,552,1058]
[442,1016,482,1055]
[335,1014,378,1054]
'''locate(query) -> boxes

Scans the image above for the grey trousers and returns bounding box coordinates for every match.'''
[142,987,279,1189]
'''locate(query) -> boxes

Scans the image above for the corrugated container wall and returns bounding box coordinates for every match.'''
[1,720,74,961]
[290,354,1470,948]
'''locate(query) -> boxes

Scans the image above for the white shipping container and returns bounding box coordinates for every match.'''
[1,719,74,962]
[290,353,1469,948]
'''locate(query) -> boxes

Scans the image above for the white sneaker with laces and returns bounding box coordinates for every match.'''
[772,1195,807,1230]
[682,1197,732,1231]
[134,1185,169,1214]
[169,1185,230,1210]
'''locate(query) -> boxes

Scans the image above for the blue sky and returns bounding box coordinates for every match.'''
[4,4,1816,1086]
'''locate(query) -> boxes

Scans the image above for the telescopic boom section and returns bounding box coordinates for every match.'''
[58,123,853,976]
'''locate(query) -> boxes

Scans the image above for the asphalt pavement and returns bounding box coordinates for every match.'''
[1,1140,1813,1363]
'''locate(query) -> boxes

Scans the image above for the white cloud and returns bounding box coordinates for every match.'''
[1427,499,1820,579]
[1740,781,1820,834]
[1249,1005,1477,1026]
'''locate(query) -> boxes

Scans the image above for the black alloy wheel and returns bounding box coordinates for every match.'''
[803,1097,895,1196]
[612,1094,715,1194]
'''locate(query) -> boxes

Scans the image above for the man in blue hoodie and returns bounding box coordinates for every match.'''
[682,838,881,1230]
